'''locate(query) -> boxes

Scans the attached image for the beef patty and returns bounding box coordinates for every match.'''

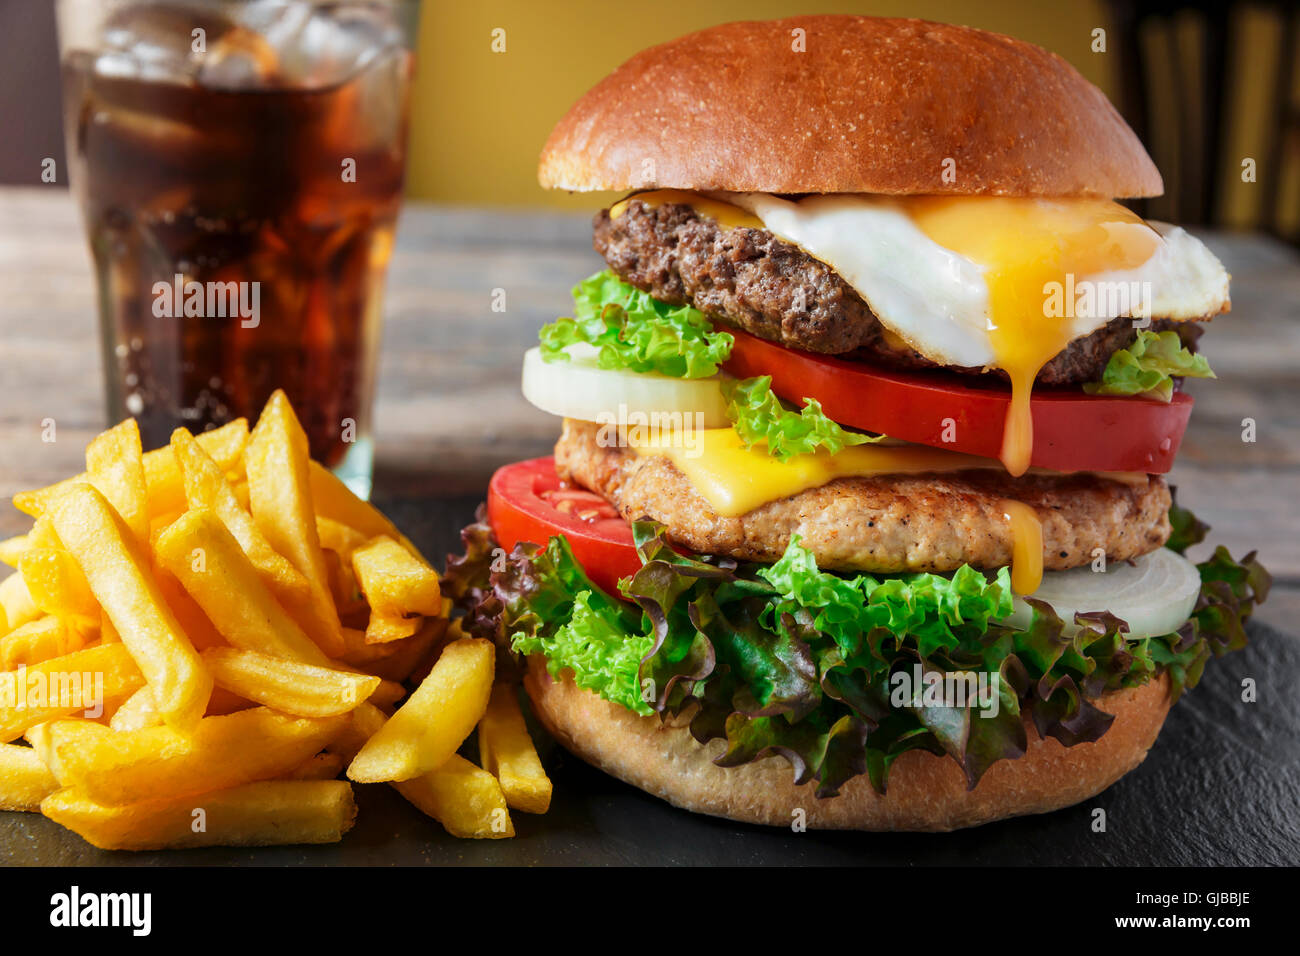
[555,419,1171,574]
[593,199,1208,386]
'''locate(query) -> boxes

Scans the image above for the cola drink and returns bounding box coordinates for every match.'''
[59,1,416,487]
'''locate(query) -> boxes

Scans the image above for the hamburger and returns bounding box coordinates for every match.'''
[445,16,1270,831]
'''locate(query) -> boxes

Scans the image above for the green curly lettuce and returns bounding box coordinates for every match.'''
[538,270,733,378]
[722,375,880,462]
[1083,329,1215,402]
[446,502,1268,798]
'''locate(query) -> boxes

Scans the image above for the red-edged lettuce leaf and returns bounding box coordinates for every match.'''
[444,502,1268,798]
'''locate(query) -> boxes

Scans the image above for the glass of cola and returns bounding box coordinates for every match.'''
[57,0,419,497]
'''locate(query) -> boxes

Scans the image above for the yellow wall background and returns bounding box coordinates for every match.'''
[406,0,1116,210]
[404,0,1294,232]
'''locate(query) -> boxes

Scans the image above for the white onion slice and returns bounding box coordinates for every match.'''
[1001,547,1200,638]
[521,345,731,427]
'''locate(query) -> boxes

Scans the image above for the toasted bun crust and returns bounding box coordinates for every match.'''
[525,656,1172,831]
[539,16,1162,198]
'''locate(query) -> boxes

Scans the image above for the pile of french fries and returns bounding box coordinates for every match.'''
[0,390,550,850]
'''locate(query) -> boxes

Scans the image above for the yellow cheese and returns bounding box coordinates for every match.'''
[609,189,763,230]
[997,499,1044,594]
[631,428,1006,518]
[630,429,1135,594]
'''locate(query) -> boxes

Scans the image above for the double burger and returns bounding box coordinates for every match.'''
[446,16,1270,830]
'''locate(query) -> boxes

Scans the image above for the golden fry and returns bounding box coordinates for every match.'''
[0,616,86,669]
[42,779,356,850]
[171,427,310,608]
[52,706,348,805]
[0,742,60,810]
[155,509,329,666]
[347,638,494,783]
[479,684,552,814]
[0,642,145,741]
[49,484,211,731]
[308,461,423,558]
[0,571,40,635]
[366,679,406,710]
[0,534,27,569]
[142,419,250,518]
[324,701,387,764]
[352,535,442,618]
[200,646,379,717]
[365,612,422,645]
[19,548,98,621]
[149,562,225,651]
[108,686,162,732]
[26,719,109,784]
[245,391,343,657]
[331,700,512,837]
[85,418,149,546]
[393,755,514,839]
[316,517,369,563]
[13,419,248,521]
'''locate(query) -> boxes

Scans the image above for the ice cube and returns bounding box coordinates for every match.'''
[270,3,406,89]
[196,26,281,90]
[97,1,236,84]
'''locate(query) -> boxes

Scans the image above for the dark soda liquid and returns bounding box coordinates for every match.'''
[61,40,411,466]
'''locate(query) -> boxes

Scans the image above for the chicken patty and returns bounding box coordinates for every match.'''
[554,419,1171,574]
[594,199,1208,386]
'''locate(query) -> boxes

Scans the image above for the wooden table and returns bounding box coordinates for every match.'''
[2,186,1297,632]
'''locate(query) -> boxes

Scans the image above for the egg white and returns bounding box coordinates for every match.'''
[724,192,1231,369]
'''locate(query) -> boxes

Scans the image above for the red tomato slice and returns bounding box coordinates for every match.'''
[488,457,639,596]
[722,328,1192,474]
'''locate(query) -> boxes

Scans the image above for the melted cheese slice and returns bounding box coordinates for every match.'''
[610,189,762,230]
[624,430,1150,593]
[629,427,1002,517]
[997,499,1045,594]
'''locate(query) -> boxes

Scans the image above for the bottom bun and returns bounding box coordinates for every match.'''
[524,655,1173,832]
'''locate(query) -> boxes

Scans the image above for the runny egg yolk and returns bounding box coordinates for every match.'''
[906,197,1161,476]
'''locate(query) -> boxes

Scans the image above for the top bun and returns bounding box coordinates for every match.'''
[539,16,1162,198]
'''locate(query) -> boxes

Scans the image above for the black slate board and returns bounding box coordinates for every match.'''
[3,494,1297,867]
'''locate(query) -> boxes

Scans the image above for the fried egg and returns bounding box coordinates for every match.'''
[718,191,1231,475]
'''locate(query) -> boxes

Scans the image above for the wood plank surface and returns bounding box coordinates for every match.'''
[1,186,1296,631]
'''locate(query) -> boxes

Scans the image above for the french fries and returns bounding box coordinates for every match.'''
[245,392,344,657]
[156,509,330,666]
[49,484,211,731]
[0,570,39,635]
[0,616,86,670]
[365,612,422,645]
[347,638,494,783]
[85,419,149,547]
[52,706,348,805]
[0,391,550,850]
[171,427,310,609]
[479,684,553,814]
[0,742,60,810]
[108,686,163,732]
[12,419,248,521]
[0,643,145,741]
[42,779,356,850]
[0,535,27,568]
[201,647,380,717]
[351,536,442,618]
[19,548,98,621]
[342,701,513,839]
[392,755,514,839]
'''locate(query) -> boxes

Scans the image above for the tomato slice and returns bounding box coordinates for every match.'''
[722,328,1192,474]
[488,457,639,596]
